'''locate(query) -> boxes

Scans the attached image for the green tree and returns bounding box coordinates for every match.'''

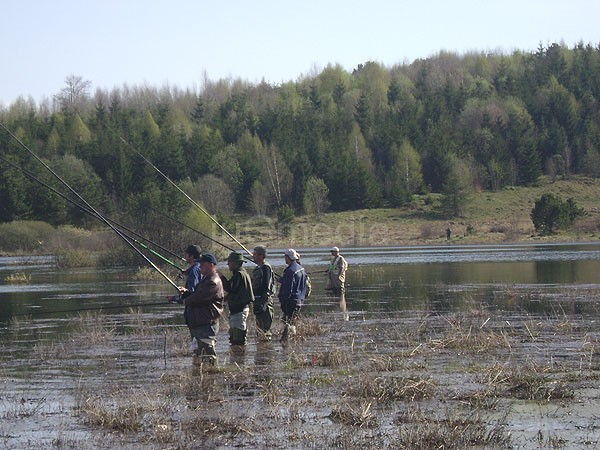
[303,177,330,216]
[531,193,584,235]
[441,156,472,217]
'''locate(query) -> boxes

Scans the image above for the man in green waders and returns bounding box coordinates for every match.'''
[326,246,348,295]
[251,245,275,341]
[223,252,254,346]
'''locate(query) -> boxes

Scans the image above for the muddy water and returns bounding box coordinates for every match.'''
[1,243,600,448]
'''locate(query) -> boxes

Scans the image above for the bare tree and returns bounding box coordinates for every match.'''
[258,144,293,208]
[54,75,91,113]
[189,175,235,215]
[250,180,270,216]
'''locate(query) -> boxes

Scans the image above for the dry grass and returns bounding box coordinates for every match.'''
[347,375,436,402]
[295,316,325,337]
[395,408,511,449]
[77,395,143,432]
[481,363,574,401]
[329,402,377,428]
[3,272,31,283]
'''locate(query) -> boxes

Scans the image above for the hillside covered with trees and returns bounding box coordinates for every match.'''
[1,42,599,229]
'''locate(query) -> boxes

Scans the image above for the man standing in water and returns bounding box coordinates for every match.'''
[278,248,308,340]
[180,253,224,365]
[326,246,348,295]
[168,245,202,349]
[223,252,254,346]
[251,245,275,341]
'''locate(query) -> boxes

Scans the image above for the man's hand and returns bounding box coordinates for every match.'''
[178,286,188,295]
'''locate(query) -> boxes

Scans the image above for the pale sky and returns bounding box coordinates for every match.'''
[1,0,599,105]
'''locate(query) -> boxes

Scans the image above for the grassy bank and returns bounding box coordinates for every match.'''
[237,175,600,248]
[1,177,599,266]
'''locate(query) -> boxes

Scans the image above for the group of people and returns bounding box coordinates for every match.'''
[170,244,347,365]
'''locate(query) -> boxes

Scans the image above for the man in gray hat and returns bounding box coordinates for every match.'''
[223,252,254,346]
[251,245,275,341]
[278,248,308,340]
[326,246,348,295]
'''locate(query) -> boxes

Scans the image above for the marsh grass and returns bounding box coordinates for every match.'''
[395,408,511,449]
[481,363,574,401]
[1,395,47,419]
[295,316,325,338]
[329,402,377,428]
[347,375,436,402]
[3,272,31,283]
[77,395,143,432]
[70,312,117,345]
[429,325,511,353]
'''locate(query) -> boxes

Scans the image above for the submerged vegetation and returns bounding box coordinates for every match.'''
[2,283,600,448]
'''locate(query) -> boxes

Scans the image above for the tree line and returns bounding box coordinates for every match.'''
[1,42,599,229]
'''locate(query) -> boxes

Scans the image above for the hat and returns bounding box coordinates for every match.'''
[284,248,300,260]
[227,252,245,263]
[331,246,340,253]
[199,253,218,265]
[253,245,267,256]
[185,244,201,259]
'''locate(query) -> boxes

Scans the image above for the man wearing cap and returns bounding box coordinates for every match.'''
[278,248,308,340]
[179,253,224,364]
[251,245,275,341]
[168,244,203,350]
[326,246,348,295]
[223,252,254,346]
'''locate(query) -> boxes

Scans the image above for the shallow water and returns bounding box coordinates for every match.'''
[1,243,600,448]
[2,242,600,321]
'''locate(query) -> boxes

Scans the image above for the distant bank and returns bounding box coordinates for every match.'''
[1,176,599,264]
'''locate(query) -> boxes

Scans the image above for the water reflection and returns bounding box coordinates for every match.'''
[1,243,600,323]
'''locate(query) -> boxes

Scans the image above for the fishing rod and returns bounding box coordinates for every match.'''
[0,123,179,291]
[0,155,184,272]
[119,137,253,257]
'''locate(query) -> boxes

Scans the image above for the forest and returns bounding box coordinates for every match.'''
[1,42,599,230]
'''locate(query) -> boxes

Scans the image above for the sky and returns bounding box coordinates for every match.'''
[1,0,599,105]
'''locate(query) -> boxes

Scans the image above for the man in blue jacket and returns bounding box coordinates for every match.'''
[278,248,308,340]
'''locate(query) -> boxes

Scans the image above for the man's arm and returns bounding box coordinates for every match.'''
[259,265,272,298]
[184,278,219,307]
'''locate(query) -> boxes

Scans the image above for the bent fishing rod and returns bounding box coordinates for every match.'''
[119,137,253,257]
[0,122,179,291]
[0,155,184,272]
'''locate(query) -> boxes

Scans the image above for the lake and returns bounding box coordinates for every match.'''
[2,242,600,321]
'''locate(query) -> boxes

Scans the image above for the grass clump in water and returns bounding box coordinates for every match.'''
[347,375,436,402]
[395,408,511,449]
[3,272,31,283]
[77,395,142,432]
[329,402,377,428]
[481,363,574,401]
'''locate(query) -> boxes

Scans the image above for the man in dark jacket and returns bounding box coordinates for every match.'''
[168,245,202,338]
[278,248,308,340]
[180,253,224,364]
[251,245,275,341]
[222,252,254,346]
